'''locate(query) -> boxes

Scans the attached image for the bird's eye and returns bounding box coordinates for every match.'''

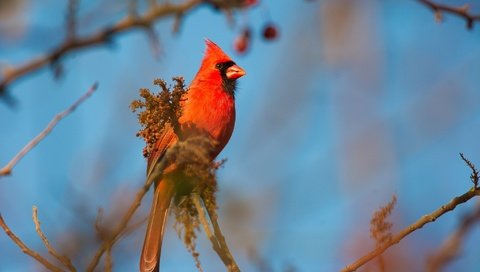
[215,61,235,71]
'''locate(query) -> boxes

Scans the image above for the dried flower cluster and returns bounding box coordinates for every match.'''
[173,195,202,270]
[169,136,222,270]
[130,77,186,158]
[370,195,397,246]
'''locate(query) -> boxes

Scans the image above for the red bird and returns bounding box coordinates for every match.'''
[140,40,245,272]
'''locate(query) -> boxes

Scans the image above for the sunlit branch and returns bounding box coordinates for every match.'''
[33,206,76,272]
[206,202,239,272]
[193,194,240,272]
[342,187,480,272]
[0,214,64,272]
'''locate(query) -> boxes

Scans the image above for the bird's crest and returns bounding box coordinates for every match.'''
[204,39,232,63]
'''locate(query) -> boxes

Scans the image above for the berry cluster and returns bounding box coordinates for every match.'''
[232,0,279,54]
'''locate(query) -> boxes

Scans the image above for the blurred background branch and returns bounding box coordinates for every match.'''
[0,83,98,177]
[0,213,64,272]
[343,159,480,272]
[32,206,77,272]
[418,0,480,28]
[0,0,253,98]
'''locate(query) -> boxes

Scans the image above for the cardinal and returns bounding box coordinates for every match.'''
[140,40,245,272]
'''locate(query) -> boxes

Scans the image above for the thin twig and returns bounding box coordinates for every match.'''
[342,188,480,272]
[121,216,148,237]
[192,194,240,272]
[418,0,480,29]
[67,0,78,40]
[192,194,222,255]
[144,25,162,59]
[460,153,479,188]
[94,207,105,237]
[0,213,64,272]
[0,82,98,177]
[206,202,240,272]
[105,246,113,272]
[32,206,77,272]
[0,0,203,95]
[128,0,139,18]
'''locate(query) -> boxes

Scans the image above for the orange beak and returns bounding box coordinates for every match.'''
[226,64,246,80]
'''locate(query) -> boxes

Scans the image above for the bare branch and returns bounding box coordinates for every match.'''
[66,0,78,40]
[0,0,204,96]
[202,194,240,271]
[192,194,215,245]
[193,193,240,272]
[144,25,162,59]
[32,206,76,272]
[105,246,113,272]
[460,153,479,189]
[208,206,240,272]
[94,207,105,237]
[192,193,219,271]
[0,82,98,177]
[122,216,148,237]
[342,188,480,272]
[0,213,64,272]
[418,0,480,29]
[128,0,139,18]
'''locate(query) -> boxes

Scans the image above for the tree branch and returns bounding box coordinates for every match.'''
[0,0,203,96]
[418,0,480,29]
[206,200,240,272]
[193,193,240,272]
[32,206,76,272]
[0,82,98,177]
[342,187,480,272]
[0,213,64,272]
[460,152,479,189]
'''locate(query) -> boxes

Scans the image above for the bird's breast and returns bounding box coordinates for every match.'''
[179,87,236,158]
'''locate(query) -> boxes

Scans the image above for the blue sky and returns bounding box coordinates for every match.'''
[1,0,480,271]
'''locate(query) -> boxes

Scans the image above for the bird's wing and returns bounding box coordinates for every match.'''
[146,126,178,178]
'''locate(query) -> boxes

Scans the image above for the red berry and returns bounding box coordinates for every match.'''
[244,0,259,7]
[262,23,278,40]
[234,36,248,54]
[234,28,251,54]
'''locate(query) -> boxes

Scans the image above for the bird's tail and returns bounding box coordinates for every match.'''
[140,179,175,272]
